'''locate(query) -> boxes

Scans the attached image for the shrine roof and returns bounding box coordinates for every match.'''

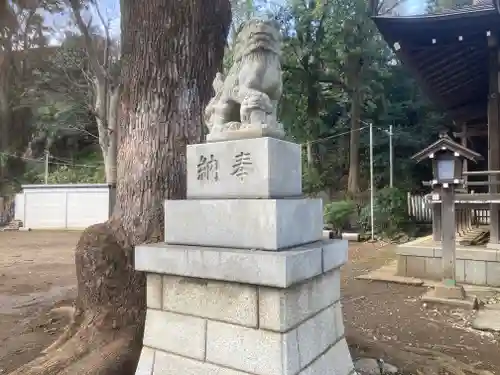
[372,1,500,122]
[412,134,484,163]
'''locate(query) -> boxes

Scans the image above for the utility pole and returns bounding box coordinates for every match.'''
[389,124,394,188]
[44,150,49,184]
[369,122,375,241]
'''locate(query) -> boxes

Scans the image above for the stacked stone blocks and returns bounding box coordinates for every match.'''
[136,269,351,375]
[135,137,355,375]
[397,237,500,286]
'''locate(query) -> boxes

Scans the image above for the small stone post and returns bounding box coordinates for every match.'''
[432,201,442,242]
[441,186,457,285]
[134,136,354,375]
[433,184,466,301]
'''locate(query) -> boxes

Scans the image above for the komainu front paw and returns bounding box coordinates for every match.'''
[241,92,273,113]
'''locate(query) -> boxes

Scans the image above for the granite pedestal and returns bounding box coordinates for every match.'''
[134,137,356,375]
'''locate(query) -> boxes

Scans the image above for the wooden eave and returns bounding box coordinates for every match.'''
[372,6,500,123]
[412,135,484,163]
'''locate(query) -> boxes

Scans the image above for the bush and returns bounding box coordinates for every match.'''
[40,164,105,184]
[302,165,323,196]
[358,187,409,238]
[324,200,356,235]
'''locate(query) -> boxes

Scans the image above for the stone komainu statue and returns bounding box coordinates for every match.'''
[204,19,284,140]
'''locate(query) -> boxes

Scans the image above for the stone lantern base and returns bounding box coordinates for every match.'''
[134,137,356,375]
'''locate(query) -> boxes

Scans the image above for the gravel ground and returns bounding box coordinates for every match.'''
[0,233,498,374]
[343,242,499,374]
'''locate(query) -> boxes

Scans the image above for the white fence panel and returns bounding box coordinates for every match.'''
[66,188,109,228]
[14,193,24,222]
[20,184,110,230]
[407,193,491,225]
[407,193,432,223]
[24,190,66,229]
[473,209,490,225]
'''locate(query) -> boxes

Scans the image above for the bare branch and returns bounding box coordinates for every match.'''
[66,0,108,82]
[63,68,89,89]
[59,125,99,139]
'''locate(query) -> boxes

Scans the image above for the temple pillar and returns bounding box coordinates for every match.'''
[432,201,442,241]
[488,35,500,245]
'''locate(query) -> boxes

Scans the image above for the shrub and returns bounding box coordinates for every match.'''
[40,164,105,184]
[302,165,323,196]
[358,187,409,238]
[324,200,356,235]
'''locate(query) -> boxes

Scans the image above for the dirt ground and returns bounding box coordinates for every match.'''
[0,232,498,374]
[343,242,500,374]
[0,231,79,374]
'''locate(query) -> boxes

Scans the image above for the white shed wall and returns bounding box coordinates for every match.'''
[14,193,24,222]
[19,184,110,230]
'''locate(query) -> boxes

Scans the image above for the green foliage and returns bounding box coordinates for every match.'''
[302,165,324,195]
[358,187,409,237]
[273,0,444,195]
[2,0,448,208]
[324,200,356,234]
[40,151,105,184]
[41,164,105,184]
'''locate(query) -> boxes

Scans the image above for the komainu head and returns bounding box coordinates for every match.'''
[233,19,282,61]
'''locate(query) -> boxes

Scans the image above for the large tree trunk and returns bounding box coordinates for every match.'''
[8,1,231,374]
[347,55,363,196]
[94,80,120,188]
[0,60,11,185]
[347,85,361,195]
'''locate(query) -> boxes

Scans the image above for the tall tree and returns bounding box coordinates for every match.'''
[7,0,231,374]
[0,0,62,191]
[66,0,120,192]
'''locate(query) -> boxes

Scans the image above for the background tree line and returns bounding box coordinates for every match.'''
[0,0,445,200]
[0,1,461,374]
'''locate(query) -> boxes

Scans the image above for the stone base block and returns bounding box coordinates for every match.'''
[135,239,348,288]
[138,337,355,375]
[206,127,285,143]
[164,198,323,250]
[433,284,466,300]
[136,260,354,375]
[396,242,500,286]
[187,137,301,199]
[421,289,478,310]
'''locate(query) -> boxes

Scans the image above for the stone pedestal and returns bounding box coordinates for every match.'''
[134,137,355,375]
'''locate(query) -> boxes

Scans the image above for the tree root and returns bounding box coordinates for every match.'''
[8,309,141,375]
[8,223,145,375]
[41,307,80,355]
[347,333,494,375]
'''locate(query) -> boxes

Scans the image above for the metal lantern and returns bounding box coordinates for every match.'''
[432,150,463,183]
[412,133,483,187]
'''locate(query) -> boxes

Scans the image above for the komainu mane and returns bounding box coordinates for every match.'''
[204,19,283,139]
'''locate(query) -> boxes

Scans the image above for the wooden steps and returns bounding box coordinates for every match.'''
[0,220,23,232]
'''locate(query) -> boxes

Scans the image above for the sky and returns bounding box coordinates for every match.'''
[43,0,427,46]
[389,0,427,15]
[44,0,120,45]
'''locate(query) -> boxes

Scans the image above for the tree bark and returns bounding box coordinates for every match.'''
[8,1,231,374]
[347,55,363,196]
[68,1,119,192]
[0,53,11,185]
[94,80,119,188]
[347,85,361,195]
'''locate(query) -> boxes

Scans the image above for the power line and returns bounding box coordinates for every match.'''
[302,118,404,147]
[0,151,103,169]
[0,121,397,168]
[49,155,104,168]
[49,154,104,167]
[301,125,370,146]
